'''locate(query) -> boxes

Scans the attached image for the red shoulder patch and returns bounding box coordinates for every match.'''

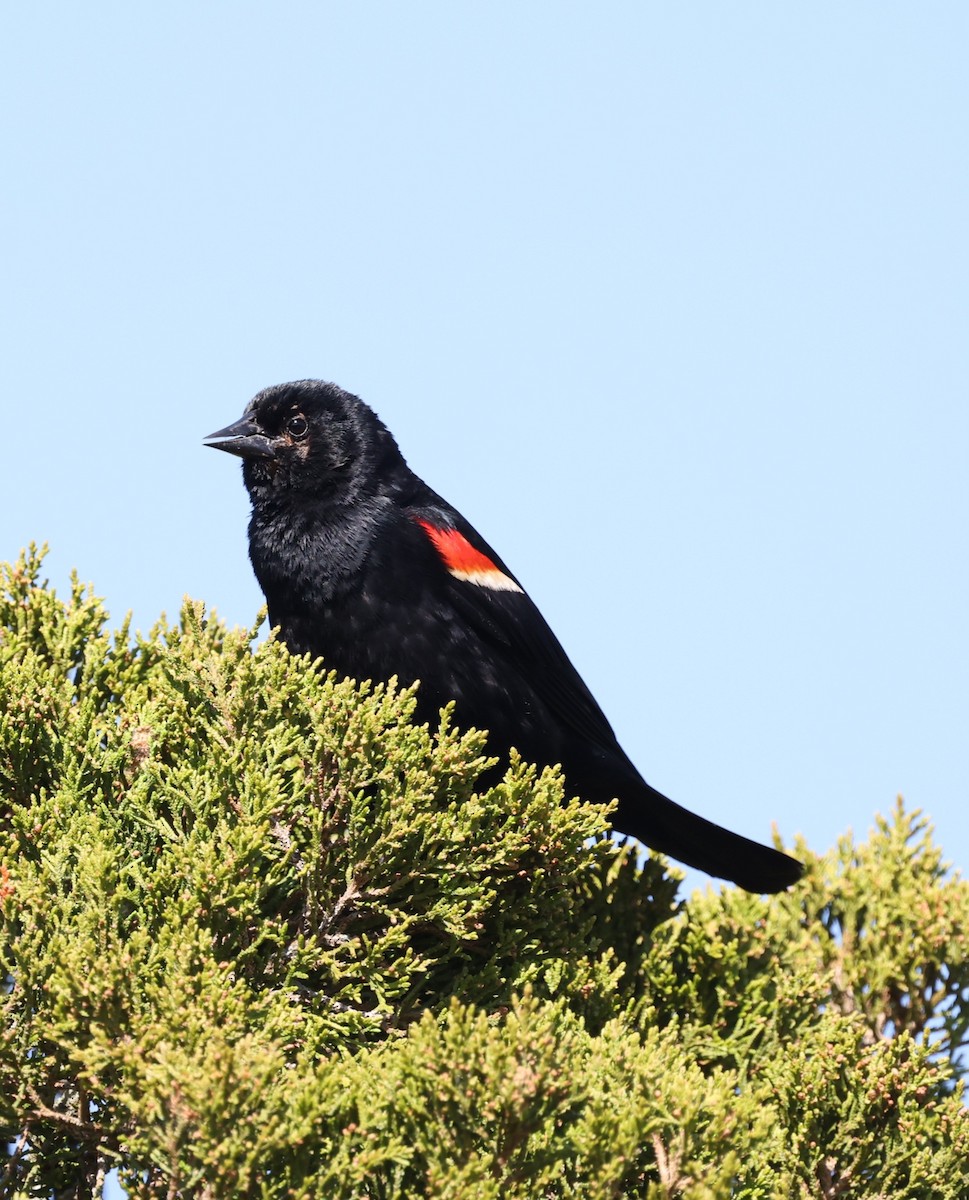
[415,519,523,593]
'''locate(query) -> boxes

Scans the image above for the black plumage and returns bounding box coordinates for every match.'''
[206,379,802,893]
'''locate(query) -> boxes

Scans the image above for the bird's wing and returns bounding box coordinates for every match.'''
[406,504,804,893]
[407,505,624,755]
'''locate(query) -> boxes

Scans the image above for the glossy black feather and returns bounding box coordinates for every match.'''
[208,379,803,893]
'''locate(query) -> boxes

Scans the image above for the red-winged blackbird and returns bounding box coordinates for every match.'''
[206,380,802,893]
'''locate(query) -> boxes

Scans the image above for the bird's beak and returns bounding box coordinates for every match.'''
[204,416,277,460]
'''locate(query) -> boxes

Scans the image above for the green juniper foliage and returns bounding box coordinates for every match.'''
[1,546,967,1199]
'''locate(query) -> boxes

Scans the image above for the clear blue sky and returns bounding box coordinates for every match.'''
[3,3,967,903]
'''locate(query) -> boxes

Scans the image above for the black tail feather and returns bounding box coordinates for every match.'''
[615,783,803,894]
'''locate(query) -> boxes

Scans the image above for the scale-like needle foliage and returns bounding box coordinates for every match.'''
[1,546,966,1198]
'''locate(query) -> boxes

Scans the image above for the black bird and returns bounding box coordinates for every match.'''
[206,380,802,893]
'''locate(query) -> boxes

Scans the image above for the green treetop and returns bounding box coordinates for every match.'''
[1,546,967,1198]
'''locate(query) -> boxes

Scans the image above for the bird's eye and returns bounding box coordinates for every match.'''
[286,415,308,439]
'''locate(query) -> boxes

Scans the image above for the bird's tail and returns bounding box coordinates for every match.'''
[616,783,803,893]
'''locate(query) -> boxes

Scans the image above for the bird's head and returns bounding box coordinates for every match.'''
[205,380,403,504]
